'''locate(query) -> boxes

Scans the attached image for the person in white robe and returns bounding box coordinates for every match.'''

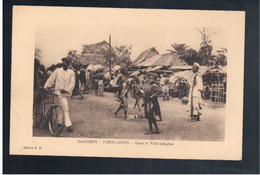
[187,62,203,122]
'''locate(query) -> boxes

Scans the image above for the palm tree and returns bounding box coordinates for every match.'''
[167,43,189,55]
[196,28,216,46]
[196,28,216,66]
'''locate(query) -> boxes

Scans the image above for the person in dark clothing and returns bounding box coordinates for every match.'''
[79,69,86,93]
[154,76,162,121]
[142,73,162,135]
[71,68,83,99]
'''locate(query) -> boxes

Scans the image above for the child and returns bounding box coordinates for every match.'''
[98,76,104,96]
[132,76,142,111]
[114,76,129,121]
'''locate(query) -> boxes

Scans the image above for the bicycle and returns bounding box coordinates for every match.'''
[33,88,65,137]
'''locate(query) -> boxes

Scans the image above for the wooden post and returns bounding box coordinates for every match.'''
[109,35,111,78]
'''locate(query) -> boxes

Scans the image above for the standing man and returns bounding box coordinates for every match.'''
[44,57,75,132]
[187,62,203,122]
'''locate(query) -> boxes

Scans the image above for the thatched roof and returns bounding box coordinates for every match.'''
[77,53,106,65]
[82,40,110,54]
[138,54,162,67]
[77,40,118,65]
[153,53,185,66]
[133,47,159,65]
[138,53,185,67]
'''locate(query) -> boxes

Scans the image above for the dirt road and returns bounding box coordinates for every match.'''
[33,91,225,141]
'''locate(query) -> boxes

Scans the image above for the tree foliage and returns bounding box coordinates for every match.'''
[168,28,227,67]
[196,28,215,67]
[167,43,189,55]
[179,48,199,66]
[114,45,133,68]
[215,47,227,66]
[34,48,46,90]
[96,45,133,69]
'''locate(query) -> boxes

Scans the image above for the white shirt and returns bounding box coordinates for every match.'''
[44,68,75,97]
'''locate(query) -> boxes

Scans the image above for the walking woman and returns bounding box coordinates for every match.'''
[143,73,162,135]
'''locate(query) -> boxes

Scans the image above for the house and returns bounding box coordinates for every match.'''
[133,47,159,66]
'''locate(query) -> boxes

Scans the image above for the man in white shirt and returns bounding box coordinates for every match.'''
[44,57,75,132]
[187,62,203,122]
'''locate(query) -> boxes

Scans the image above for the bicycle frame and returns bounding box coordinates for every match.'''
[39,89,57,127]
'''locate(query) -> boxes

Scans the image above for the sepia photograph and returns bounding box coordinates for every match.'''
[10,6,245,160]
[33,23,227,140]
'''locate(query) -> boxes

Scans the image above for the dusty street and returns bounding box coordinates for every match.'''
[33,90,225,141]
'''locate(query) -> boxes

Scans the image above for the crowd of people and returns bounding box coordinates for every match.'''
[34,57,203,135]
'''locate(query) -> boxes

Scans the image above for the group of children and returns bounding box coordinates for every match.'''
[113,70,164,135]
[68,66,172,135]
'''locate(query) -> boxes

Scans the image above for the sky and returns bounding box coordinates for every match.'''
[34,7,228,68]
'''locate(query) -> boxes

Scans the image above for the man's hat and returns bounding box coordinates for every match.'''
[61,57,72,64]
[193,62,200,68]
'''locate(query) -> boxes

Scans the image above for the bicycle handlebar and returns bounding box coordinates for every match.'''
[38,87,69,95]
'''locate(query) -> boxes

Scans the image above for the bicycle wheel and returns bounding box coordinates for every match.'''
[48,105,65,136]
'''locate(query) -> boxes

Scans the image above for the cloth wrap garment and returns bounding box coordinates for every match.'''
[143,84,161,119]
[187,72,203,116]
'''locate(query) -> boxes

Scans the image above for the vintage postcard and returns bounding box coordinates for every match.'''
[10,6,245,160]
